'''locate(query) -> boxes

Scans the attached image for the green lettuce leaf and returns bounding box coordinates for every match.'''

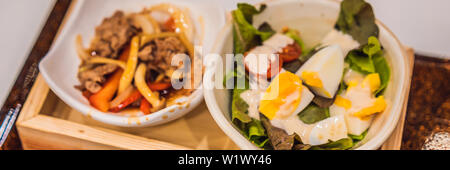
[349,129,368,141]
[344,36,390,95]
[335,0,379,44]
[346,50,375,73]
[284,29,307,54]
[232,9,257,54]
[363,35,382,57]
[237,3,266,24]
[233,118,269,148]
[231,88,252,123]
[261,116,295,150]
[298,104,330,124]
[257,22,276,41]
[232,3,273,54]
[247,119,269,148]
[248,119,265,138]
[310,138,354,150]
[373,54,390,95]
[223,54,247,88]
[283,59,303,73]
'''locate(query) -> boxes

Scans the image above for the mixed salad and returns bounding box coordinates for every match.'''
[225,0,391,150]
[75,4,198,115]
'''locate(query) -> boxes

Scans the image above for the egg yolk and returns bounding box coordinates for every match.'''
[301,71,323,88]
[339,72,386,119]
[347,80,359,91]
[334,96,352,110]
[353,96,387,118]
[362,73,381,92]
[259,72,303,120]
[301,71,332,98]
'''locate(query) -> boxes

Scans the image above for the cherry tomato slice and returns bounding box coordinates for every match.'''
[278,43,302,63]
[244,53,283,78]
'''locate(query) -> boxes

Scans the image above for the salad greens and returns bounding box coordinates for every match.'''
[232,3,274,54]
[281,29,310,73]
[345,36,390,95]
[237,3,266,24]
[373,53,390,95]
[261,117,295,150]
[229,3,275,148]
[349,129,368,141]
[335,0,379,44]
[298,104,330,124]
[282,59,303,73]
[284,29,307,54]
[246,119,270,148]
[227,0,389,150]
[231,87,252,123]
[310,138,354,150]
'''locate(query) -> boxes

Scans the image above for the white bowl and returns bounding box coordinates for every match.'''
[203,0,410,150]
[39,0,225,127]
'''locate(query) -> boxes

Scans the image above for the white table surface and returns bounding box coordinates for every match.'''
[0,0,56,107]
[0,0,449,107]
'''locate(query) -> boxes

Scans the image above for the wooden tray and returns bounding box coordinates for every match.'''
[16,74,240,150]
[15,0,414,150]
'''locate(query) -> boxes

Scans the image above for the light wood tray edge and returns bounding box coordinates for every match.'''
[16,75,190,150]
[380,47,415,150]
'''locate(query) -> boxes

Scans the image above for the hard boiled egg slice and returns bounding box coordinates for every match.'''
[321,29,360,56]
[330,103,373,136]
[271,112,348,145]
[259,72,314,120]
[296,45,344,98]
[293,86,315,115]
[330,71,387,136]
[309,114,348,145]
[259,72,302,120]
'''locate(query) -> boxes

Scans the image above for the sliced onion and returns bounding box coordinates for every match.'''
[86,57,127,69]
[148,4,195,41]
[177,33,194,58]
[133,14,161,35]
[134,63,164,109]
[110,85,135,108]
[118,36,140,94]
[75,35,91,61]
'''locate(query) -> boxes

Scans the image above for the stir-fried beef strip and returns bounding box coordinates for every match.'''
[92,11,137,59]
[77,10,190,94]
[78,64,118,93]
[138,36,187,72]
[77,11,138,93]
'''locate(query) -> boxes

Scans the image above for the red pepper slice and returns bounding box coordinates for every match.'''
[148,82,172,91]
[82,90,93,99]
[163,17,176,32]
[140,99,152,115]
[89,70,123,112]
[109,90,141,113]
